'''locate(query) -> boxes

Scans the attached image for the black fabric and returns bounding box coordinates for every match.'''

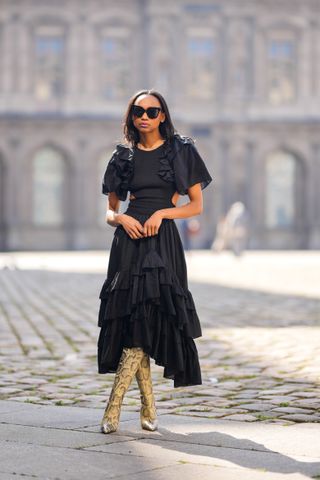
[128,144,177,208]
[101,133,213,201]
[97,136,213,387]
[173,141,213,195]
[102,158,123,199]
[102,145,134,201]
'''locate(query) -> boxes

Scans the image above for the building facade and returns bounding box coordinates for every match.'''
[0,0,320,251]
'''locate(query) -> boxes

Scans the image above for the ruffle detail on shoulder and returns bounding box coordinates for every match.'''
[157,140,175,184]
[157,133,195,185]
[102,144,134,201]
[170,134,213,196]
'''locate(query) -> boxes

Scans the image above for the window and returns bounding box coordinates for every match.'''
[34,26,65,100]
[265,151,296,228]
[267,37,296,105]
[101,30,130,99]
[32,148,65,225]
[186,33,216,99]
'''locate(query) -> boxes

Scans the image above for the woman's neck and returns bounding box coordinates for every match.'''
[137,132,165,150]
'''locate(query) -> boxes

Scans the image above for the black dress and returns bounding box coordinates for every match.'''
[97,133,213,387]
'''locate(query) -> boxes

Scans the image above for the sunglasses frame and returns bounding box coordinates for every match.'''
[131,105,163,119]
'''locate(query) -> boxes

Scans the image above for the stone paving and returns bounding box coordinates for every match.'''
[0,250,319,426]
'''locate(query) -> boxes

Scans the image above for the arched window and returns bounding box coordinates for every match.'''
[32,148,65,225]
[265,151,296,228]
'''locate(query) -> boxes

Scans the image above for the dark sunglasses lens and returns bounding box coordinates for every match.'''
[132,105,144,117]
[147,108,161,119]
[131,105,161,119]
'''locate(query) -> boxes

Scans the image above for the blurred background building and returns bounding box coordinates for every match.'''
[0,0,319,251]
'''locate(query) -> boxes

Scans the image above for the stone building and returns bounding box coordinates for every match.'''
[0,0,319,251]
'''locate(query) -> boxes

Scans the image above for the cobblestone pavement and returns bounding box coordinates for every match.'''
[0,251,319,426]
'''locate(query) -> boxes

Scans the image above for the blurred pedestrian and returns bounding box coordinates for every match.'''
[211,214,228,252]
[212,203,250,255]
[227,202,250,256]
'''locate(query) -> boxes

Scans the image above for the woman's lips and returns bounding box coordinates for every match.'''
[140,123,149,127]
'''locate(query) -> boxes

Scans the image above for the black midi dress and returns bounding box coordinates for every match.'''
[97,133,213,388]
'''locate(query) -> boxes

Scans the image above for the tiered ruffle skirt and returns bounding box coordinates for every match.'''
[97,214,202,387]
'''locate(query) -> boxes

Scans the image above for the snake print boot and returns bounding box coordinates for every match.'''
[135,352,158,431]
[100,347,145,434]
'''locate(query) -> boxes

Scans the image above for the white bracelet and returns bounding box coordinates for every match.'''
[106,209,118,227]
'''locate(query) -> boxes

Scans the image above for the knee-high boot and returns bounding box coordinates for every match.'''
[100,347,144,434]
[135,352,158,431]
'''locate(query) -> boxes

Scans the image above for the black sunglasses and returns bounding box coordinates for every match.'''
[131,105,163,119]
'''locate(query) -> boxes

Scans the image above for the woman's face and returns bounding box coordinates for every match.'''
[131,94,166,136]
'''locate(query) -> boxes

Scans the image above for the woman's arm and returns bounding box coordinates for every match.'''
[105,191,146,239]
[105,192,123,227]
[157,183,203,220]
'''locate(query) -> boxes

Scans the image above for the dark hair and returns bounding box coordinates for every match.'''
[122,89,177,146]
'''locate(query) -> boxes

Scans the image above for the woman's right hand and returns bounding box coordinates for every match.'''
[118,214,145,240]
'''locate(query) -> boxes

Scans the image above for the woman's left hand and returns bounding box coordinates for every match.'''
[143,211,163,236]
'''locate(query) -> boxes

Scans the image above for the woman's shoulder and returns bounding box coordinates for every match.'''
[169,133,197,155]
[114,140,132,150]
[109,134,196,162]
[102,141,134,200]
[168,132,213,195]
[108,141,134,163]
[172,132,195,146]
[112,134,194,152]
[164,134,201,165]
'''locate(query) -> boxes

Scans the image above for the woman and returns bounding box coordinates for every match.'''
[97,89,213,434]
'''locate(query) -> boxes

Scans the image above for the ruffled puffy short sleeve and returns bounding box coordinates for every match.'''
[173,140,213,196]
[102,149,121,197]
[102,145,134,201]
